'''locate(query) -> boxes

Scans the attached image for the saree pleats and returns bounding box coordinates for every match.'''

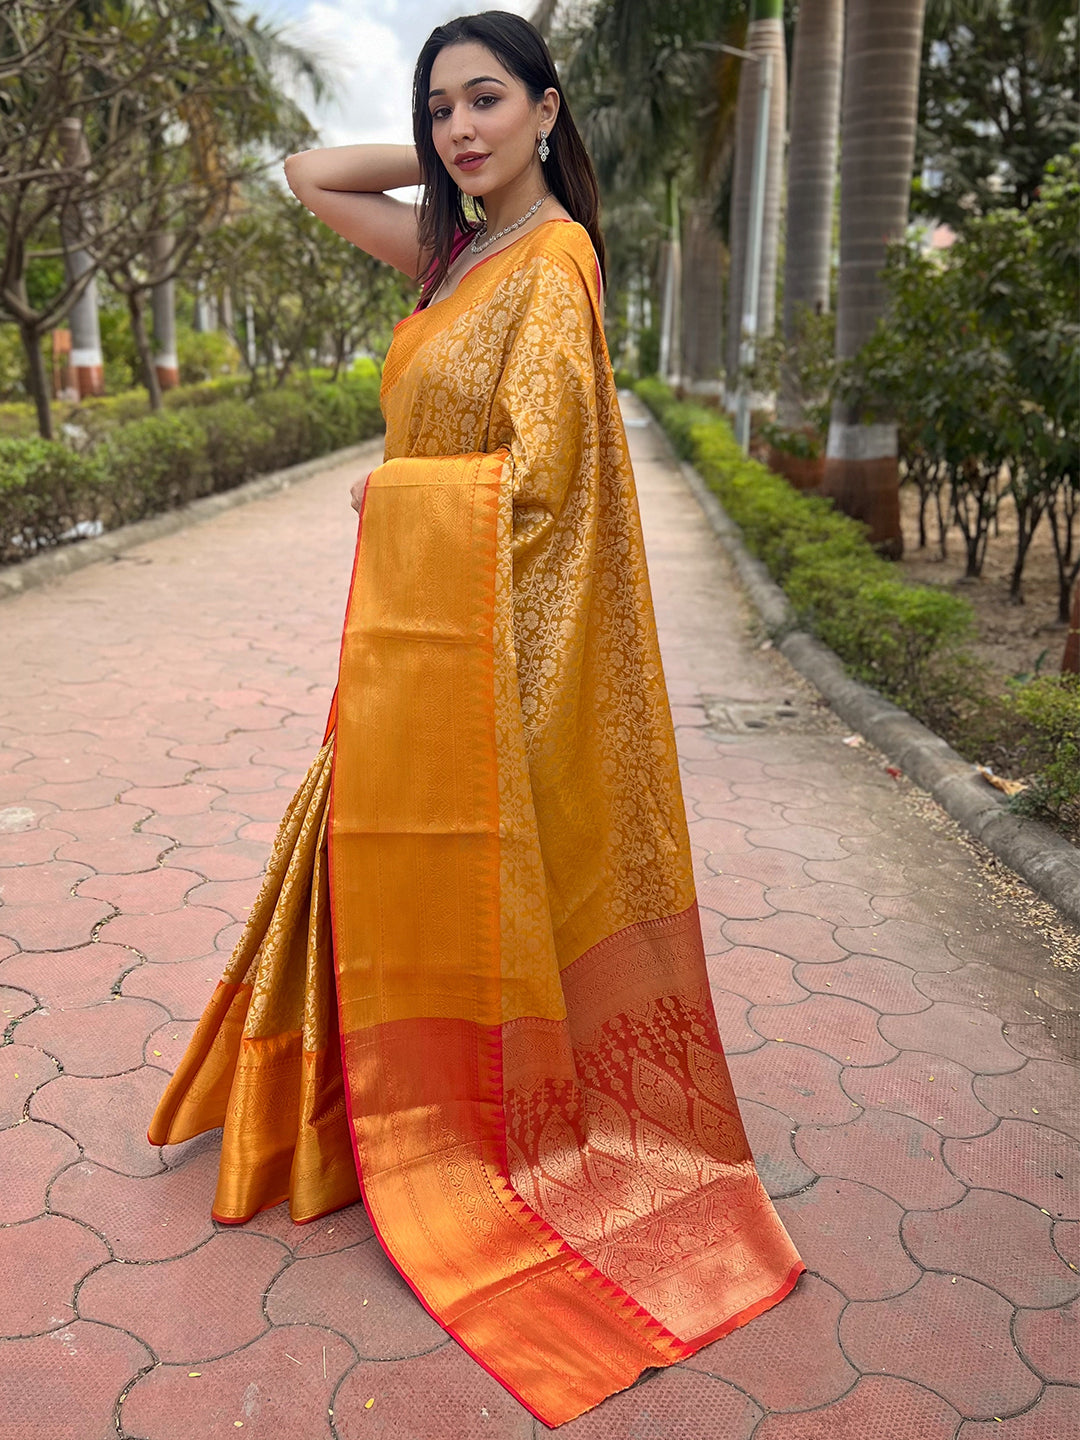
[151,220,803,1426]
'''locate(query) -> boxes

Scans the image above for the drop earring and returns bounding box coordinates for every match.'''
[537,129,550,163]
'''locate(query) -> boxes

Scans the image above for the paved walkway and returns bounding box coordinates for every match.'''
[0,395,1077,1440]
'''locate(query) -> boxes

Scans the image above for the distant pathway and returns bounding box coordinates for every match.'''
[0,400,1076,1440]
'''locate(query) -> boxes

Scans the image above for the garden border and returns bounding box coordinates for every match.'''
[0,436,384,602]
[647,409,1080,933]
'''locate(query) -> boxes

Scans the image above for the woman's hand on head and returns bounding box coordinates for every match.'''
[350,472,370,515]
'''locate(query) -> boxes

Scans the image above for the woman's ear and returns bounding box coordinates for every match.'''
[539,87,560,132]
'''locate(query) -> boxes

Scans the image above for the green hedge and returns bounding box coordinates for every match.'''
[634,378,1080,829]
[0,373,384,564]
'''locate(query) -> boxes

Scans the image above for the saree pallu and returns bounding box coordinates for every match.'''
[149,219,803,1426]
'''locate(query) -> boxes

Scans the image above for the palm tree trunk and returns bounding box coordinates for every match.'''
[724,0,787,404]
[151,231,180,392]
[780,0,843,427]
[820,0,926,555]
[680,199,724,397]
[658,174,682,387]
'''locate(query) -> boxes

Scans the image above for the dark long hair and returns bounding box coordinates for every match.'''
[411,11,606,306]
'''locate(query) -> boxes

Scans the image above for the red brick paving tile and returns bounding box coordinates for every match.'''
[0,859,92,906]
[1014,1295,1080,1382]
[140,809,249,847]
[79,1231,285,1360]
[98,904,231,962]
[775,1178,920,1300]
[121,955,220,1020]
[753,1376,961,1440]
[15,997,166,1076]
[338,1343,541,1439]
[0,896,116,952]
[697,874,775,921]
[841,1051,996,1139]
[191,763,286,795]
[24,776,131,810]
[1053,1219,1079,1270]
[160,839,270,881]
[214,919,246,954]
[0,826,62,864]
[709,846,810,890]
[168,736,265,768]
[708,946,807,1005]
[959,1387,1080,1440]
[693,820,755,859]
[1004,1019,1080,1064]
[945,1121,1079,1220]
[729,1043,855,1126]
[682,772,739,804]
[209,705,292,733]
[0,772,43,805]
[539,1364,759,1440]
[183,875,261,922]
[840,1273,1041,1419]
[687,1273,854,1410]
[945,925,1052,969]
[740,1099,817,1197]
[237,819,279,844]
[121,1324,352,1440]
[0,942,138,1008]
[17,753,108,784]
[975,1061,1080,1142]
[96,755,194,787]
[695,796,788,828]
[0,1318,152,1440]
[145,1018,196,1071]
[31,1068,168,1177]
[904,1189,1080,1308]
[229,1198,312,1247]
[745,824,852,861]
[294,1201,374,1254]
[675,727,726,761]
[914,962,1054,1024]
[802,852,914,895]
[749,994,898,1068]
[50,1151,219,1260]
[266,1242,445,1359]
[795,954,932,1015]
[40,801,151,842]
[54,830,171,874]
[0,1043,59,1127]
[122,782,227,815]
[795,1109,966,1210]
[766,881,884,928]
[0,1213,108,1336]
[1,984,37,1021]
[0,1119,81,1221]
[77,867,203,914]
[723,913,846,964]
[712,988,766,1054]
[833,918,960,972]
[880,1003,1025,1076]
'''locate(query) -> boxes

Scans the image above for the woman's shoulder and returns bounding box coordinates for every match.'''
[522,219,602,302]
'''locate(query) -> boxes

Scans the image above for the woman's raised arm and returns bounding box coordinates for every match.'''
[283,144,426,280]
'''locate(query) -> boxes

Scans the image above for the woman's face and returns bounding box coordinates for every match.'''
[426,41,557,198]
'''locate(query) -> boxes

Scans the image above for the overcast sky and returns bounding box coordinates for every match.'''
[253,0,539,152]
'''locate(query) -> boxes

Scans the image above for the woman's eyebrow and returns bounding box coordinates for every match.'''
[428,76,507,100]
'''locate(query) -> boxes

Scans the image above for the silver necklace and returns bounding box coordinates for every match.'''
[470,193,549,254]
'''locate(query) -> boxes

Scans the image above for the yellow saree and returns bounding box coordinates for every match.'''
[149,218,803,1426]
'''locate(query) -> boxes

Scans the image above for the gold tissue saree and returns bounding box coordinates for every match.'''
[149,219,804,1427]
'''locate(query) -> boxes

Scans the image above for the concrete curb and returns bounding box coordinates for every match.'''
[0,437,385,602]
[669,441,1080,932]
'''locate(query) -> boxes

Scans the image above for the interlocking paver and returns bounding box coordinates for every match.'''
[0,1213,108,1337]
[1,399,1077,1434]
[265,1242,446,1359]
[775,1178,920,1300]
[840,1273,1042,1418]
[79,1231,286,1360]
[120,1325,353,1440]
[795,1109,966,1210]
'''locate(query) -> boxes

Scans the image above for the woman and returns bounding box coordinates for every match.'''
[149,12,803,1427]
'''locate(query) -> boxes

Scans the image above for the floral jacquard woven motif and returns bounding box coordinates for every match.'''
[149,218,804,1428]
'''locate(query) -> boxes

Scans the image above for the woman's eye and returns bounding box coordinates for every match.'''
[475,94,497,107]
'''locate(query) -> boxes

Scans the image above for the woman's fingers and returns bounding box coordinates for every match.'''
[350,471,370,513]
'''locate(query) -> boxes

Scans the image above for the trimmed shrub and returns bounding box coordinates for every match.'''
[1006,675,1080,821]
[636,379,975,717]
[0,438,100,563]
[95,411,211,523]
